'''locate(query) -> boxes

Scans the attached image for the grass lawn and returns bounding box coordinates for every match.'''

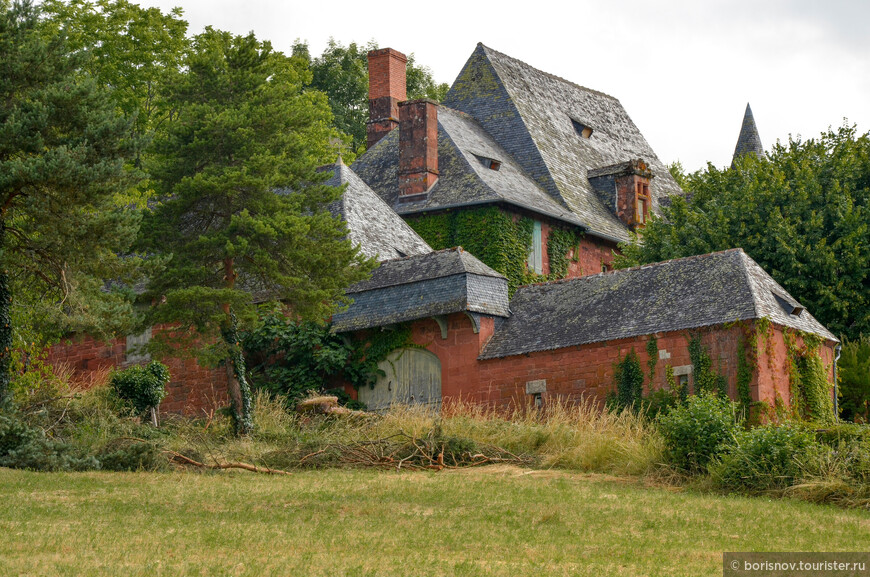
[1,466,868,577]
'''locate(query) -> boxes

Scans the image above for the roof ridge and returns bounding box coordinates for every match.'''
[479,43,619,102]
[513,248,747,293]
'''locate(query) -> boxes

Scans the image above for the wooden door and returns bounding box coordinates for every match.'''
[358,348,442,412]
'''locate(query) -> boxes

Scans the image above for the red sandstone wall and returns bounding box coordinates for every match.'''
[536,221,617,279]
[388,312,748,409]
[755,324,836,410]
[45,328,228,416]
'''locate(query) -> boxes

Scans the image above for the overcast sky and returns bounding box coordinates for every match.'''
[138,0,869,172]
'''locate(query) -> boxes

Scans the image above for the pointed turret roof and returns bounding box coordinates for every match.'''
[732,103,766,166]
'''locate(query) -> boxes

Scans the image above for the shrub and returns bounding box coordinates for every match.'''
[710,423,817,491]
[0,413,98,471]
[98,440,167,472]
[613,349,644,411]
[657,392,739,472]
[109,362,170,416]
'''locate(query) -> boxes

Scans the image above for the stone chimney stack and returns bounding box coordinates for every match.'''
[366,48,407,150]
[587,159,653,230]
[398,99,439,199]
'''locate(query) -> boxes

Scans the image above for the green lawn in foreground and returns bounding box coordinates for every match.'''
[1,466,868,577]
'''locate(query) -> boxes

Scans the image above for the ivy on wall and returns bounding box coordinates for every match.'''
[687,334,727,398]
[646,336,658,383]
[784,329,833,424]
[408,207,583,295]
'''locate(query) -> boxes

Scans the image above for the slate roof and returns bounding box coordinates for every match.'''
[322,159,432,261]
[442,43,684,243]
[332,247,509,333]
[732,103,766,166]
[353,43,683,244]
[479,249,836,360]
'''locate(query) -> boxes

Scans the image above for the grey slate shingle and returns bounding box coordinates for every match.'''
[732,103,766,166]
[332,247,509,333]
[353,43,684,244]
[479,249,836,360]
[323,159,432,261]
[443,43,684,243]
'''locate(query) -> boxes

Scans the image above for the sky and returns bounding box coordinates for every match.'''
[138,0,869,172]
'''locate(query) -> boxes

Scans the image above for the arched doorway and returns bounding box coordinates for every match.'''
[358,348,442,412]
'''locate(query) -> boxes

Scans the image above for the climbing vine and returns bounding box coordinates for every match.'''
[242,315,415,406]
[735,334,754,419]
[687,334,727,397]
[546,227,584,280]
[407,207,583,295]
[613,349,644,410]
[646,336,658,384]
[784,329,834,423]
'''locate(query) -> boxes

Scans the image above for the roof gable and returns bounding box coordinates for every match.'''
[323,160,431,261]
[445,44,684,242]
[479,249,835,359]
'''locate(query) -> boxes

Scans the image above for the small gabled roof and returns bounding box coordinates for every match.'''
[332,247,509,333]
[443,43,684,243]
[352,108,585,228]
[323,159,431,261]
[732,103,766,165]
[479,249,836,360]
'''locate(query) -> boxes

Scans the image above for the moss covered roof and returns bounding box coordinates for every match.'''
[479,249,836,359]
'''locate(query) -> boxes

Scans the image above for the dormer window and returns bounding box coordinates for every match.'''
[473,154,502,171]
[570,118,593,139]
[772,292,805,317]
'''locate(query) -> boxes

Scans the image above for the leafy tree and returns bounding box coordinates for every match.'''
[0,0,141,402]
[618,125,870,340]
[141,28,375,434]
[292,38,449,155]
[40,0,189,144]
[838,336,870,422]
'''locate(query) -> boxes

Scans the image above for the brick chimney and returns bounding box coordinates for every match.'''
[398,99,439,199]
[587,159,653,230]
[367,48,407,150]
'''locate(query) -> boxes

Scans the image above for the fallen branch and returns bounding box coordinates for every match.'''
[164,450,292,476]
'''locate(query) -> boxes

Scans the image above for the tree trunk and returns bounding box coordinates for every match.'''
[222,257,253,435]
[0,220,11,406]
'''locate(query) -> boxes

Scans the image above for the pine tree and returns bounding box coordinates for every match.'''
[0,0,141,402]
[141,28,375,434]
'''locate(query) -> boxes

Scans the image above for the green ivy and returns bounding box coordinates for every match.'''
[736,335,754,418]
[547,227,583,279]
[408,207,583,295]
[688,334,727,397]
[242,315,415,406]
[646,336,658,383]
[785,332,834,424]
[613,349,644,410]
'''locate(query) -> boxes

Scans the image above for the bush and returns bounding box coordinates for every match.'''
[98,440,167,472]
[710,423,817,491]
[109,362,170,415]
[657,392,739,472]
[0,413,98,471]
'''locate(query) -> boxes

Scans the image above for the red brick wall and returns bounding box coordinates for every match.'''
[755,324,836,410]
[46,328,228,416]
[398,99,439,197]
[539,221,617,279]
[346,313,836,413]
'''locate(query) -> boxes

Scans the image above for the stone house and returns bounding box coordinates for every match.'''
[47,44,838,417]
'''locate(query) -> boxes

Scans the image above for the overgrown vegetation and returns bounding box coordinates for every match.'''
[241,314,414,406]
[109,361,169,417]
[838,336,870,422]
[408,207,583,295]
[611,349,644,411]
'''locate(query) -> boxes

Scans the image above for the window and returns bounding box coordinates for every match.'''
[601,263,609,273]
[474,154,501,171]
[570,118,593,139]
[678,374,689,392]
[527,220,543,274]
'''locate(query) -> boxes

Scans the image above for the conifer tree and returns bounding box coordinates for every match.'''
[0,0,141,402]
[142,28,374,434]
